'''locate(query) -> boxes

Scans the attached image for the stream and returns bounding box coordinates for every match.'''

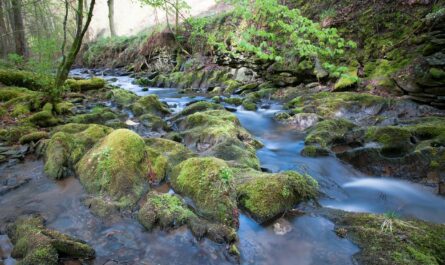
[1,68,445,265]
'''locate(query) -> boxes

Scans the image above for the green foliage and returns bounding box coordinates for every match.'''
[187,0,356,75]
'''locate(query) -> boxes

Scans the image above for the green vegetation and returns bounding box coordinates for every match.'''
[171,157,238,226]
[236,169,318,222]
[332,212,445,265]
[77,129,148,208]
[7,215,95,265]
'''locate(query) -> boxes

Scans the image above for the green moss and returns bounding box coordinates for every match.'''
[0,124,37,144]
[28,110,59,127]
[19,131,49,144]
[242,99,257,111]
[0,69,45,90]
[301,145,330,157]
[131,95,171,117]
[138,192,194,230]
[44,124,112,180]
[139,114,170,132]
[223,97,243,106]
[77,129,148,208]
[178,109,261,169]
[305,119,356,148]
[178,101,224,117]
[144,137,195,174]
[54,101,74,115]
[332,212,445,265]
[236,170,318,223]
[365,126,414,154]
[106,88,138,107]
[429,68,445,80]
[171,157,238,226]
[65,78,106,91]
[7,215,95,265]
[68,107,118,124]
[334,68,359,91]
[11,103,31,117]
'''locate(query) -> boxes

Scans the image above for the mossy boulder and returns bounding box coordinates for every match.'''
[171,157,238,227]
[139,114,170,132]
[177,101,224,117]
[131,95,171,117]
[28,110,59,127]
[137,192,194,230]
[305,119,357,148]
[242,99,257,111]
[330,211,445,265]
[44,124,112,180]
[65,78,105,91]
[236,170,318,223]
[334,68,359,92]
[0,124,38,144]
[177,109,261,169]
[19,131,49,144]
[54,101,75,115]
[68,106,118,125]
[0,69,44,90]
[106,88,138,107]
[144,137,195,175]
[77,129,149,208]
[6,215,95,265]
[137,192,237,244]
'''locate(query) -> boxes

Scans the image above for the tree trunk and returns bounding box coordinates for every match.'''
[107,0,116,37]
[0,0,8,58]
[54,0,96,96]
[11,0,27,58]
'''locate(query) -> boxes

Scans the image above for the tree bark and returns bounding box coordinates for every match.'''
[11,0,27,58]
[107,0,116,37]
[0,0,8,58]
[55,0,96,94]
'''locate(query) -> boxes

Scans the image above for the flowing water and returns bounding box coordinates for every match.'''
[1,68,445,265]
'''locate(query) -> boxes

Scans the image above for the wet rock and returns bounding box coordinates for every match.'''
[131,95,171,117]
[273,218,293,235]
[44,123,113,180]
[77,129,149,208]
[171,157,238,227]
[106,88,138,107]
[279,113,320,131]
[175,104,261,169]
[329,211,445,265]
[6,216,95,264]
[236,169,318,223]
[65,77,106,91]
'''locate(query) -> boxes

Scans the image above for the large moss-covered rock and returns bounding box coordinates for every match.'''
[65,78,105,91]
[44,124,112,179]
[171,157,238,227]
[68,106,118,125]
[144,137,195,175]
[137,192,237,244]
[77,129,149,208]
[131,95,171,117]
[0,69,45,90]
[28,110,59,127]
[106,88,138,107]
[177,108,261,169]
[19,131,49,144]
[236,170,318,223]
[330,211,445,265]
[6,215,95,265]
[305,118,356,148]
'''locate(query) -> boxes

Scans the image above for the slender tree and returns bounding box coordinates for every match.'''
[55,0,96,93]
[107,0,116,36]
[0,0,8,58]
[11,0,28,58]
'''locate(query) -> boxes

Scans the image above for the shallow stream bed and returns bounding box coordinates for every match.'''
[1,69,445,265]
